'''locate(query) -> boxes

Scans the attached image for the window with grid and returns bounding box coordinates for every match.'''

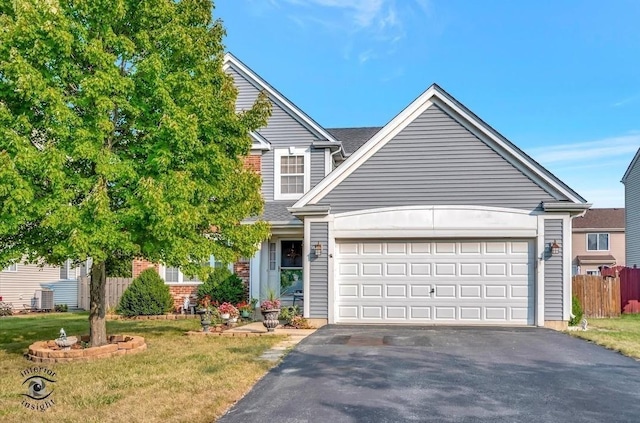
[280,155,304,194]
[587,233,609,251]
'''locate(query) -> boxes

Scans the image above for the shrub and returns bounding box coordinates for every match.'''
[569,295,584,326]
[197,267,245,305]
[278,305,301,323]
[54,304,68,312]
[117,268,173,317]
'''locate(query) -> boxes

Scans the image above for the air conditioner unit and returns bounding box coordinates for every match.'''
[34,289,54,311]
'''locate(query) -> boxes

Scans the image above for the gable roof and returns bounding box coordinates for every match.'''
[622,148,640,183]
[223,53,341,147]
[327,127,382,155]
[293,84,587,209]
[572,208,625,230]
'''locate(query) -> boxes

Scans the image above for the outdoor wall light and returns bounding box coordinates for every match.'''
[550,240,560,255]
[313,241,323,257]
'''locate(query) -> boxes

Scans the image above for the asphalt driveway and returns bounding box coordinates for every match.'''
[218,326,640,422]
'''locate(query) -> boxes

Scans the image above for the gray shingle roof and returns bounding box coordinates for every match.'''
[327,127,382,155]
[573,208,625,229]
[245,201,301,224]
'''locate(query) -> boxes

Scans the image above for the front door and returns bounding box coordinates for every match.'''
[280,240,303,302]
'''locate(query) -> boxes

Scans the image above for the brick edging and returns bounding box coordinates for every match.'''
[26,335,146,363]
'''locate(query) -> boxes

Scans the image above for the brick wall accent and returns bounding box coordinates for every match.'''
[234,260,250,301]
[169,285,199,312]
[132,259,158,278]
[243,155,261,174]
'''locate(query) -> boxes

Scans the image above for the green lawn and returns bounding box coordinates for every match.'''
[0,312,284,423]
[569,314,640,360]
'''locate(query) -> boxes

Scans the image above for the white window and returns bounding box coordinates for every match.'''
[161,256,229,283]
[2,263,17,272]
[586,270,600,276]
[268,242,276,271]
[587,233,609,251]
[60,260,77,280]
[274,147,310,200]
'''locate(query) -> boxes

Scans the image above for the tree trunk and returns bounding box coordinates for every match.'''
[89,260,108,347]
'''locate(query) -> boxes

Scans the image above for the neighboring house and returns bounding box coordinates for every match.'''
[571,208,625,275]
[623,148,640,267]
[136,53,590,329]
[0,260,86,310]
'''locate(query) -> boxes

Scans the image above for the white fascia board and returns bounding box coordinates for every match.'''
[250,131,271,151]
[223,53,340,145]
[622,147,640,183]
[293,90,438,207]
[543,202,592,213]
[288,205,331,217]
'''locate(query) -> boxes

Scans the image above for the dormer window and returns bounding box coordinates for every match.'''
[274,147,310,200]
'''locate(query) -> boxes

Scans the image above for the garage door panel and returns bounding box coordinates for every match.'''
[335,240,534,325]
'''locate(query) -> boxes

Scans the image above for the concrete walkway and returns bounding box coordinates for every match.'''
[225,322,317,361]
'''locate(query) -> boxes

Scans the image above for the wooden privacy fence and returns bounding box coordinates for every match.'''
[77,277,134,311]
[620,267,640,314]
[572,275,620,318]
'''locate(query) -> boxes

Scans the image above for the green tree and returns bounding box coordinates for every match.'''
[0,0,270,346]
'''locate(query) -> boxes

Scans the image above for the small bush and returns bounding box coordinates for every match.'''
[0,302,13,316]
[54,304,68,312]
[569,295,584,326]
[197,267,245,305]
[117,269,173,317]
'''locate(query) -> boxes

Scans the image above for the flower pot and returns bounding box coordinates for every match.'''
[261,309,280,332]
[220,313,230,320]
[240,310,251,318]
[228,317,238,323]
[201,320,211,332]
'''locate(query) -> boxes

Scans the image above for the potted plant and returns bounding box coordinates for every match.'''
[237,298,258,318]
[197,296,214,332]
[260,291,281,332]
[218,302,239,322]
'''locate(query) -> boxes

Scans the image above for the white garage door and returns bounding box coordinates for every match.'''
[335,240,535,325]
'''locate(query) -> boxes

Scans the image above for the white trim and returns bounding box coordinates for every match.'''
[250,131,271,151]
[536,215,545,327]
[327,217,336,324]
[585,232,610,251]
[332,205,538,239]
[274,147,310,201]
[293,85,586,209]
[223,53,340,145]
[622,147,640,183]
[2,263,17,272]
[303,222,311,319]
[562,214,572,321]
[249,245,262,301]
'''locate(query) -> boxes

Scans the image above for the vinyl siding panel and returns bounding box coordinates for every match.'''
[310,147,325,187]
[626,160,640,266]
[309,222,329,318]
[227,66,328,201]
[42,280,79,308]
[544,219,563,320]
[321,105,557,213]
[0,264,61,307]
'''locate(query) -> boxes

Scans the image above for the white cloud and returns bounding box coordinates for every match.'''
[527,133,640,165]
[276,0,428,64]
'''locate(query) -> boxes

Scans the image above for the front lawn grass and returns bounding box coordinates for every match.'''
[0,312,284,422]
[569,313,640,359]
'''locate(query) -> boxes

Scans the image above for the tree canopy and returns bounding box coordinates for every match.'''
[0,0,270,344]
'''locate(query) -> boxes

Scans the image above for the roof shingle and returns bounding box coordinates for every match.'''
[573,208,625,229]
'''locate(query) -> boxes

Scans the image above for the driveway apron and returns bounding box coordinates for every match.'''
[218,325,640,423]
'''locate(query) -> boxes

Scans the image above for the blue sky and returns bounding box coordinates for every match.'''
[215,0,640,208]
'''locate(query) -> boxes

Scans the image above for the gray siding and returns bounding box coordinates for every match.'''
[310,147,325,187]
[321,105,557,213]
[544,219,564,320]
[0,263,62,307]
[625,157,640,267]
[43,279,79,308]
[227,66,329,201]
[309,222,329,318]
